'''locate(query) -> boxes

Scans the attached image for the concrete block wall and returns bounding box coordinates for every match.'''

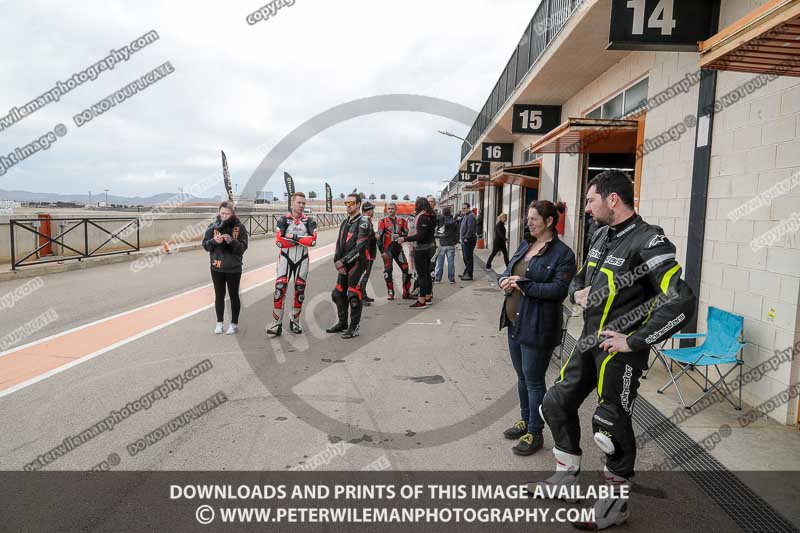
[698,0,800,425]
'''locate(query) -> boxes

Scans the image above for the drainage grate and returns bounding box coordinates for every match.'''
[632,398,798,533]
[569,330,797,532]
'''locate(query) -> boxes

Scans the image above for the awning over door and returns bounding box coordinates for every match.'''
[700,0,800,76]
[464,178,497,191]
[529,118,639,154]
[490,161,542,188]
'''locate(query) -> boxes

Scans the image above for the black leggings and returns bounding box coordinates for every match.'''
[211,270,242,323]
[414,249,433,298]
[486,243,509,267]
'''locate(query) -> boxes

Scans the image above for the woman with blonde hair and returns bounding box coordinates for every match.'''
[485,212,509,269]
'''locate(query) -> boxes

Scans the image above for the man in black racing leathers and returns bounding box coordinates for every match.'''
[326,193,371,339]
[359,202,378,306]
[536,170,696,531]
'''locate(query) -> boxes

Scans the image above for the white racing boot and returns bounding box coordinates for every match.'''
[572,467,631,531]
[527,448,582,503]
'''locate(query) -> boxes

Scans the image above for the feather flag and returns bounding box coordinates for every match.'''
[221,150,234,202]
[284,171,295,212]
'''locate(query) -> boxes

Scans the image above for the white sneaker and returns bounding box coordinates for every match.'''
[225,324,238,335]
[214,322,224,334]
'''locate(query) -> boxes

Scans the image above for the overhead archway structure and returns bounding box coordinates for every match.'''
[237,94,527,453]
[244,94,478,195]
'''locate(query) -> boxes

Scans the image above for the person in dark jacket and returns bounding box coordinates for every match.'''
[202,201,249,335]
[486,213,509,269]
[359,202,378,306]
[434,207,459,283]
[326,193,371,339]
[459,203,477,280]
[397,197,436,308]
[497,201,576,456]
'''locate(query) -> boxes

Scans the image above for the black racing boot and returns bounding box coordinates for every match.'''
[265,322,282,337]
[327,290,349,333]
[326,321,348,333]
[342,297,362,339]
[289,319,303,334]
[341,324,360,339]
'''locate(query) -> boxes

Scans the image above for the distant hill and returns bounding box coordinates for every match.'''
[0,188,223,206]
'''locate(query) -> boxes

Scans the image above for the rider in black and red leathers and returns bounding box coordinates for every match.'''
[327,195,371,339]
[359,202,378,306]
[376,202,412,300]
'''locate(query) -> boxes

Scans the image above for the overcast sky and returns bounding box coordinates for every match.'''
[0,0,540,200]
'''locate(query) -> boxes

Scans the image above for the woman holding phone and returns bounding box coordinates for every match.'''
[497,201,575,455]
[203,201,249,335]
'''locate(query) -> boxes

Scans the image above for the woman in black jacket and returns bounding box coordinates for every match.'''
[497,201,576,456]
[202,201,249,335]
[486,213,509,269]
[397,197,436,308]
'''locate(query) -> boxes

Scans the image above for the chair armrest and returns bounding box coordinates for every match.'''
[671,333,707,339]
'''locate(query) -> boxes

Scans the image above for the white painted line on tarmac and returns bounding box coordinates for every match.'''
[0,247,336,399]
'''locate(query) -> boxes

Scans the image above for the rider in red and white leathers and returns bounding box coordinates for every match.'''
[266,193,317,336]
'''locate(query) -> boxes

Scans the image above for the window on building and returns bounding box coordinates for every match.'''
[624,77,649,115]
[602,93,624,120]
[585,77,649,119]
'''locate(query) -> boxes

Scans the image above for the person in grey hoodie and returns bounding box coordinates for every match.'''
[459,202,477,280]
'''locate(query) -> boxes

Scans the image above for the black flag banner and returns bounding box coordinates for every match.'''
[325,182,333,212]
[221,150,234,202]
[284,172,295,212]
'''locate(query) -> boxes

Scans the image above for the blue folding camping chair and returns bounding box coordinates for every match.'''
[652,306,745,410]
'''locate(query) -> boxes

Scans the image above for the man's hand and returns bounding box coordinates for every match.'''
[574,287,591,308]
[599,330,632,353]
[396,237,405,244]
[334,260,347,275]
[222,234,233,244]
[381,252,390,263]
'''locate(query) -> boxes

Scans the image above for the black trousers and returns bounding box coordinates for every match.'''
[359,259,374,298]
[486,242,509,267]
[210,270,242,323]
[541,346,643,479]
[414,248,433,298]
[332,259,367,327]
[461,237,476,276]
